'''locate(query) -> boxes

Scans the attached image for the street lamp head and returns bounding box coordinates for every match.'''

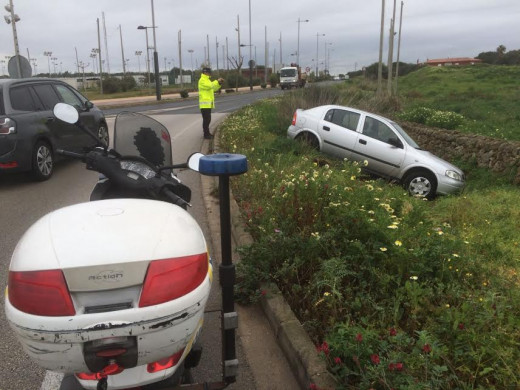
[137,25,146,30]
[4,15,10,24]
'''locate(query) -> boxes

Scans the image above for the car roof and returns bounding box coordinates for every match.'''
[0,77,65,87]
[312,104,394,123]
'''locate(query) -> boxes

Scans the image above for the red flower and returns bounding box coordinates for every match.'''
[316,341,330,356]
[355,333,363,343]
[334,357,342,365]
[422,344,432,354]
[309,384,319,390]
[370,354,380,365]
[388,363,395,371]
[260,290,266,296]
[389,327,397,336]
[395,362,404,371]
[458,322,465,330]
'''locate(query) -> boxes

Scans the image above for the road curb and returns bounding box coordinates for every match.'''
[202,133,337,390]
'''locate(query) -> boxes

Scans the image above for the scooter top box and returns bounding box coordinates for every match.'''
[5,198,212,376]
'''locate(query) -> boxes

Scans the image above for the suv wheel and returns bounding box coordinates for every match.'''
[97,123,109,146]
[404,170,436,199]
[32,141,53,181]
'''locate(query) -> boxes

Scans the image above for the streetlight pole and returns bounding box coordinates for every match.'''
[119,25,126,76]
[297,18,309,66]
[4,0,22,78]
[135,51,142,73]
[236,15,241,74]
[248,0,252,90]
[150,0,161,100]
[316,33,325,77]
[44,51,52,76]
[138,26,151,86]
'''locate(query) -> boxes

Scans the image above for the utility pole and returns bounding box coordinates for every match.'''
[216,36,219,73]
[236,15,241,74]
[96,18,103,94]
[102,12,110,74]
[377,0,385,95]
[279,32,283,66]
[387,0,397,95]
[151,0,161,100]
[206,34,210,67]
[178,30,183,89]
[395,1,404,96]
[119,25,126,75]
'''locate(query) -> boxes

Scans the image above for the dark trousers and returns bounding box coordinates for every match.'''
[201,108,212,136]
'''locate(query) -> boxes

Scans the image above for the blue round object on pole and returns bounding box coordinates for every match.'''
[199,153,248,176]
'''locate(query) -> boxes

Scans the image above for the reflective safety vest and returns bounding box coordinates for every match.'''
[198,73,221,109]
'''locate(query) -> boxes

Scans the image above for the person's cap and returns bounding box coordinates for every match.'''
[202,67,212,73]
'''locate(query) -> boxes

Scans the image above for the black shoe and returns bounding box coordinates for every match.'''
[204,134,214,139]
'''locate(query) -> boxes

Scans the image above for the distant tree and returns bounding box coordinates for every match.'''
[477,51,498,64]
[497,45,507,56]
[502,50,520,65]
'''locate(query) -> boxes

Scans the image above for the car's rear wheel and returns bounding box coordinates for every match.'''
[403,170,437,199]
[296,132,319,150]
[32,141,53,181]
[97,123,109,146]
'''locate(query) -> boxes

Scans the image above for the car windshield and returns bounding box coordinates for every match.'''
[281,69,296,77]
[391,122,420,149]
[113,111,172,168]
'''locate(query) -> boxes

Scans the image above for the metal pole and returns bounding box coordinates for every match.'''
[237,15,241,74]
[387,0,397,95]
[395,1,404,96]
[145,28,150,85]
[377,0,385,95]
[97,18,103,94]
[119,25,126,75]
[249,0,252,90]
[7,0,22,77]
[178,30,183,89]
[151,0,161,100]
[279,31,282,66]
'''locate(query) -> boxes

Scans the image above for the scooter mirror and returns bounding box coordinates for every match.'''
[187,152,204,172]
[54,103,79,124]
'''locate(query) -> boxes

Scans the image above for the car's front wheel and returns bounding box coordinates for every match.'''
[403,170,437,199]
[32,141,53,181]
[97,123,109,146]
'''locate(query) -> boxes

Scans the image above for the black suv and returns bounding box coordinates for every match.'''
[0,78,108,180]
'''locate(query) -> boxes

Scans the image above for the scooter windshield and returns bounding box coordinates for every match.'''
[113,111,173,168]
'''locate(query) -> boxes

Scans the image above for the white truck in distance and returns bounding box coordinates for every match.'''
[279,63,307,89]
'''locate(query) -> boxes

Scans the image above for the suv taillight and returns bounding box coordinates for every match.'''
[0,117,16,134]
[8,270,76,316]
[138,253,209,307]
[291,111,297,126]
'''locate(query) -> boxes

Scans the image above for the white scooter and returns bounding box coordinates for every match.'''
[5,103,246,390]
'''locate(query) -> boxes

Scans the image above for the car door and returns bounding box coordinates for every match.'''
[319,108,361,160]
[53,83,93,151]
[31,83,75,151]
[353,115,406,178]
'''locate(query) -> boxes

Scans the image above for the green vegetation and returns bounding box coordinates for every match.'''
[394,65,520,141]
[218,89,520,388]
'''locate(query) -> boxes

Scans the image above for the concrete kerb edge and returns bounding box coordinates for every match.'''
[201,129,337,390]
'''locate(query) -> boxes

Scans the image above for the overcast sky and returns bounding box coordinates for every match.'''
[1,0,518,77]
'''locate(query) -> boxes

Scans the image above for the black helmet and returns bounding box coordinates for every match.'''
[202,67,212,74]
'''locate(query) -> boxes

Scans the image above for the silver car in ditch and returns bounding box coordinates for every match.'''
[287,105,465,198]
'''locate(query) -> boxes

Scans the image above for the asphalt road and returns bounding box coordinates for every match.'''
[0,89,283,390]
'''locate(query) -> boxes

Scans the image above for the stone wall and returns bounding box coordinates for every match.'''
[400,122,520,185]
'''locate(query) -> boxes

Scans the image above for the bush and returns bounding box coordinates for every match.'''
[179,89,189,98]
[102,77,122,94]
[269,74,278,88]
[120,76,137,92]
[398,106,464,129]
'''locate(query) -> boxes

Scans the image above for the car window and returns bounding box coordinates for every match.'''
[324,109,360,131]
[55,84,83,108]
[10,86,37,111]
[0,87,5,115]
[32,84,61,110]
[363,116,402,146]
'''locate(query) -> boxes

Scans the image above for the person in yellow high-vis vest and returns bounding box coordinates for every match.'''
[198,67,224,139]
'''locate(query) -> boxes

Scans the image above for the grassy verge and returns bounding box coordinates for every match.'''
[218,94,520,389]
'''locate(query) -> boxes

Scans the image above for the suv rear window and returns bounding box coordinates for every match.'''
[10,86,37,111]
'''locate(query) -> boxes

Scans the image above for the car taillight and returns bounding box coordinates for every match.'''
[0,117,16,134]
[147,348,185,373]
[291,111,297,126]
[138,253,208,307]
[8,269,76,316]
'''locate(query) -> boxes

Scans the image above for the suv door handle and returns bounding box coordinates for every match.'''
[322,126,330,131]
[359,139,367,145]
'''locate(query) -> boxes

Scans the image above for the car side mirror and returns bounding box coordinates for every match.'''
[84,101,94,111]
[53,102,79,124]
[388,137,403,149]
